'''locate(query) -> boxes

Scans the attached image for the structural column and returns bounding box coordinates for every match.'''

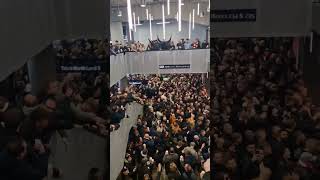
[28,48,57,96]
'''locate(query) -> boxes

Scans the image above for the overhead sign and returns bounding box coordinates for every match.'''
[129,80,142,85]
[159,64,191,69]
[59,65,102,72]
[212,9,256,22]
[211,0,312,37]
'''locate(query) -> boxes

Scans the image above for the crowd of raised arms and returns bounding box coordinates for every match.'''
[210,38,320,180]
[0,69,108,180]
[110,74,210,180]
[110,37,209,55]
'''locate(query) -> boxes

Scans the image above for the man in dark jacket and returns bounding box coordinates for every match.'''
[111,106,125,124]
[0,137,47,180]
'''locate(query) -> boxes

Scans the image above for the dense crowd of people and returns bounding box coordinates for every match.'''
[211,38,320,180]
[53,39,108,60]
[110,37,209,55]
[0,69,108,179]
[111,74,210,180]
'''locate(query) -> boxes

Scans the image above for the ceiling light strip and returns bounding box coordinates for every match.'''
[178,0,181,31]
[167,0,170,15]
[149,13,153,40]
[192,9,195,29]
[162,4,166,40]
[197,3,200,15]
[146,8,149,20]
[133,12,136,32]
[189,12,191,39]
[127,0,133,30]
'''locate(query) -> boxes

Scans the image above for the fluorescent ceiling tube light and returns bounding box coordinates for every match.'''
[162,4,166,40]
[149,14,153,39]
[141,0,146,7]
[189,12,191,39]
[197,3,200,15]
[146,9,149,20]
[129,29,132,40]
[176,12,178,22]
[127,0,133,30]
[167,0,170,15]
[192,9,195,29]
[133,12,136,32]
[156,22,171,24]
[178,0,181,31]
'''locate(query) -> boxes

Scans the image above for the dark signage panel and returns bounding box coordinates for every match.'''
[159,64,191,69]
[129,80,142,85]
[211,9,257,22]
[56,59,106,72]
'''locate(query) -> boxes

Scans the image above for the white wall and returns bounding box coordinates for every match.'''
[111,22,124,43]
[132,20,208,45]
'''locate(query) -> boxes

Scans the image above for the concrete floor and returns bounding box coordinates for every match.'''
[48,127,106,180]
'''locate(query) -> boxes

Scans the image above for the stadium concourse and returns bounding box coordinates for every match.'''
[110,0,210,179]
[110,74,211,180]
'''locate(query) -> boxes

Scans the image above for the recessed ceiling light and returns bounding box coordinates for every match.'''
[156,22,171,24]
[117,10,122,17]
[140,0,146,7]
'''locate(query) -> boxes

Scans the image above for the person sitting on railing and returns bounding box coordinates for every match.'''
[130,43,138,52]
[184,39,192,50]
[192,38,201,49]
[109,43,117,56]
[170,40,176,50]
[136,41,145,52]
[177,39,185,50]
[147,39,161,51]
[201,40,209,49]
[157,36,172,50]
